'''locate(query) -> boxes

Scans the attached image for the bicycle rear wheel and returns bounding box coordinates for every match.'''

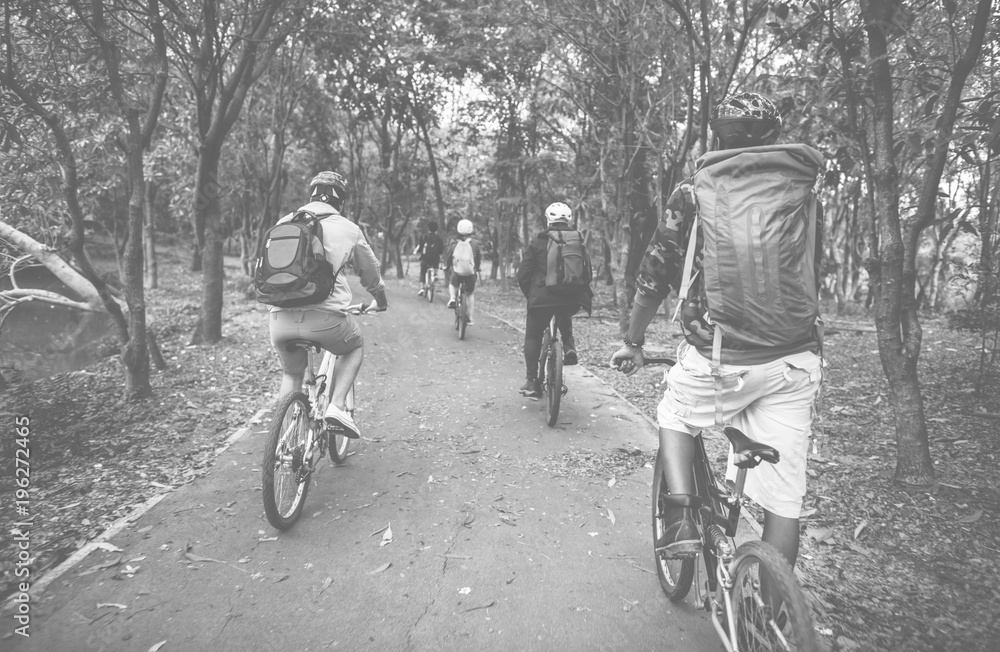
[730,540,820,652]
[458,293,468,340]
[426,270,435,303]
[329,384,354,464]
[545,339,563,426]
[262,392,313,530]
[652,450,695,601]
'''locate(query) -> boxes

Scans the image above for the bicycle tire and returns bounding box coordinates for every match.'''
[545,338,563,426]
[329,385,354,464]
[652,451,695,601]
[730,540,820,652]
[458,293,468,340]
[262,392,312,530]
[426,270,435,303]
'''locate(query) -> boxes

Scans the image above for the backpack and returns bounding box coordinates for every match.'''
[545,230,592,294]
[423,233,444,259]
[254,210,337,308]
[676,143,824,353]
[452,238,476,275]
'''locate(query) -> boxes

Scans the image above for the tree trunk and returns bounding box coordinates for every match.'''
[862,0,933,485]
[144,179,158,289]
[193,147,225,344]
[120,113,152,400]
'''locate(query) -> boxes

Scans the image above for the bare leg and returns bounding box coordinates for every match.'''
[466,293,475,322]
[330,346,364,411]
[658,427,696,495]
[278,371,304,400]
[761,510,800,616]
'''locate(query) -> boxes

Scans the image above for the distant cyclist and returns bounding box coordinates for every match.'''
[516,202,593,397]
[267,171,387,439]
[445,219,481,324]
[416,222,444,297]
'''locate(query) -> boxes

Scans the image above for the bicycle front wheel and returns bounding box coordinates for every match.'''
[329,385,354,464]
[652,450,696,601]
[545,339,563,426]
[730,540,820,652]
[262,392,313,530]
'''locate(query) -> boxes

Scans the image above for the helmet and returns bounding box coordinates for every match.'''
[427,222,438,232]
[457,219,474,235]
[545,202,572,227]
[308,171,348,203]
[710,92,782,148]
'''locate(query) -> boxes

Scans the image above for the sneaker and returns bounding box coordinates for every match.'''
[417,289,426,297]
[324,404,360,439]
[519,378,542,398]
[654,508,701,557]
[563,349,578,366]
[466,318,474,326]
[447,299,456,308]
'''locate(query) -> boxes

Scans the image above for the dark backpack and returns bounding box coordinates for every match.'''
[423,233,444,259]
[544,230,592,294]
[254,210,337,308]
[677,143,824,351]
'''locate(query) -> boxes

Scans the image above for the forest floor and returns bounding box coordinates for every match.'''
[2,248,999,651]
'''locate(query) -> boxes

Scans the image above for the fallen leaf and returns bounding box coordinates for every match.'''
[96,603,128,610]
[367,562,392,575]
[853,519,868,540]
[607,509,616,526]
[319,576,333,595]
[460,600,496,613]
[78,554,123,576]
[957,509,983,524]
[381,524,393,547]
[258,537,278,542]
[95,542,124,553]
[458,587,471,595]
[149,641,167,652]
[806,527,836,544]
[588,532,599,537]
[608,477,616,488]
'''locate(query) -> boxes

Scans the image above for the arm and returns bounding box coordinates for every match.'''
[473,240,482,272]
[352,230,388,308]
[610,183,692,373]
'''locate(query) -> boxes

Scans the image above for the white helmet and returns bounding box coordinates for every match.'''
[545,202,572,227]
[457,219,474,235]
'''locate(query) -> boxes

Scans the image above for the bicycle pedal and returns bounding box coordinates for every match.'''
[561,385,568,396]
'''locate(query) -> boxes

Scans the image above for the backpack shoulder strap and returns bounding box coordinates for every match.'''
[671,212,700,323]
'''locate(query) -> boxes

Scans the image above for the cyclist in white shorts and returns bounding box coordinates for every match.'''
[268,171,387,438]
[610,92,824,574]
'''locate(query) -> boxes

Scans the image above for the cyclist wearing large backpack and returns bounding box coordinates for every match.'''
[416,221,444,297]
[445,219,481,323]
[516,202,593,398]
[611,93,824,572]
[265,171,387,438]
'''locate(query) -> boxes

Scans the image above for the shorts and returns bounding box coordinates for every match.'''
[450,273,476,293]
[420,257,441,280]
[656,342,822,518]
[269,310,363,375]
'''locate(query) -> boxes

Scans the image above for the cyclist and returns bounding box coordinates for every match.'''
[610,92,824,573]
[445,219,481,324]
[416,221,444,297]
[516,202,593,398]
[268,171,387,439]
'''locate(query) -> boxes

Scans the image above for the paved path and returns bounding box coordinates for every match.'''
[7,281,719,652]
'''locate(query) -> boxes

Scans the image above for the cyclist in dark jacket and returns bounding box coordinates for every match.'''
[515,202,593,397]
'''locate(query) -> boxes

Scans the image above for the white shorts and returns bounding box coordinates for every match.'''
[656,342,822,518]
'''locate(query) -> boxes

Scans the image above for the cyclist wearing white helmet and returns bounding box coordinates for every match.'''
[445,218,481,324]
[515,202,593,397]
[267,171,387,439]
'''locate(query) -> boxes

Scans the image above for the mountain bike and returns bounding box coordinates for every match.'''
[538,314,566,426]
[453,277,471,340]
[261,303,380,531]
[645,359,820,651]
[422,266,437,303]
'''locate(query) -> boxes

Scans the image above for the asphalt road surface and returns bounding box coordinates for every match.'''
[6,281,721,652]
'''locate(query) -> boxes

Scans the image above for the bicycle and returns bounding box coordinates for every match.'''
[643,357,820,652]
[422,265,437,303]
[453,276,471,340]
[261,303,380,531]
[537,314,566,426]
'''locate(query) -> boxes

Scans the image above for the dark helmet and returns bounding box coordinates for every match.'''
[427,222,438,232]
[308,171,348,204]
[710,92,782,148]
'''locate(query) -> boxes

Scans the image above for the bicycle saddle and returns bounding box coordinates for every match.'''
[283,338,322,352]
[723,426,780,467]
